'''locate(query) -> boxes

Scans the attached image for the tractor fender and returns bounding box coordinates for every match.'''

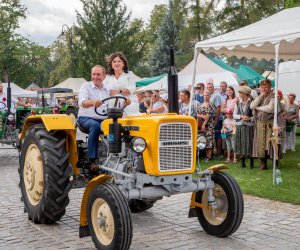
[79,174,112,238]
[19,114,79,175]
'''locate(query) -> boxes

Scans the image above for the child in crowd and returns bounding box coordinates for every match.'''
[222,108,237,163]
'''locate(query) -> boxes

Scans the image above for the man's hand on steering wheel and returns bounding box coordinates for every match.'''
[94,100,102,108]
[94,96,129,117]
[0,101,6,110]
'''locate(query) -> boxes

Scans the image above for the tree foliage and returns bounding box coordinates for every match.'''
[75,0,145,80]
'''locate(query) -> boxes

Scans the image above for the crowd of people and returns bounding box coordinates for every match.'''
[135,78,299,170]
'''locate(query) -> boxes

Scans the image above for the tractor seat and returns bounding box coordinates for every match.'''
[76,121,89,134]
[76,120,104,135]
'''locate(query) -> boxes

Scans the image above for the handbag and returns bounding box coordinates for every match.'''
[286,121,295,133]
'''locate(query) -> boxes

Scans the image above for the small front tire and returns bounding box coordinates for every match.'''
[87,183,132,250]
[195,171,244,237]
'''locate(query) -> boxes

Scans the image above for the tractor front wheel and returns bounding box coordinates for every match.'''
[19,124,72,224]
[87,183,132,250]
[195,171,244,237]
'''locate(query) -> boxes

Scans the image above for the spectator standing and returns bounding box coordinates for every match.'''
[222,108,237,163]
[250,79,275,170]
[234,86,254,168]
[136,92,147,113]
[144,90,153,98]
[194,82,205,104]
[148,92,163,114]
[284,93,299,152]
[239,80,258,99]
[221,86,237,113]
[179,89,201,118]
[206,81,222,158]
[197,91,216,162]
[219,81,228,103]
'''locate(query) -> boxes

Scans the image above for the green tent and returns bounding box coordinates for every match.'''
[236,65,265,87]
[209,58,237,73]
[136,74,166,88]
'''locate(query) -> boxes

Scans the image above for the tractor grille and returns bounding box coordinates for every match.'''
[158,123,193,172]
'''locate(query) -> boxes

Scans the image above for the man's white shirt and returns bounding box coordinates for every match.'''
[78,81,110,119]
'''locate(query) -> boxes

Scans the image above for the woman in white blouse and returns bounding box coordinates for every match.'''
[104,52,140,116]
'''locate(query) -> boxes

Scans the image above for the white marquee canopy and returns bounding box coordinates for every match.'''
[195,7,300,61]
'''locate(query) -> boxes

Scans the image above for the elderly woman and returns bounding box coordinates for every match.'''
[284,93,299,152]
[104,52,140,116]
[197,91,215,162]
[234,86,254,168]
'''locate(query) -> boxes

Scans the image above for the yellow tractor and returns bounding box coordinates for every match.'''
[18,95,244,250]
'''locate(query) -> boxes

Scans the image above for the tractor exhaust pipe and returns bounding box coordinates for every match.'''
[168,48,179,113]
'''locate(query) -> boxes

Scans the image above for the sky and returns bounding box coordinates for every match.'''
[18,0,168,46]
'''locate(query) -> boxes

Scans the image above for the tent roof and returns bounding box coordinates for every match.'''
[26,83,40,90]
[136,74,166,87]
[236,65,265,87]
[178,53,238,87]
[2,82,37,97]
[137,75,168,91]
[195,7,300,60]
[209,58,237,73]
[52,78,87,93]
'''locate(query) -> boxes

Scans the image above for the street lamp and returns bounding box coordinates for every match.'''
[59,24,79,77]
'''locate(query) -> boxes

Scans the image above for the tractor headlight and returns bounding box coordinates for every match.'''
[197,134,206,150]
[7,114,15,121]
[131,137,147,153]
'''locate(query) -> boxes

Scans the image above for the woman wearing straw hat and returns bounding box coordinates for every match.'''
[233,85,255,168]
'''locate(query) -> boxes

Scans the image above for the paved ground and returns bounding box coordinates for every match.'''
[1,146,300,250]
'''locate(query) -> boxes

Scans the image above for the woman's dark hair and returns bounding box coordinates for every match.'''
[106,52,129,75]
[226,86,236,101]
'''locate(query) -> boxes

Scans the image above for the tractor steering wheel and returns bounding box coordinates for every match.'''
[0,102,6,110]
[94,96,128,117]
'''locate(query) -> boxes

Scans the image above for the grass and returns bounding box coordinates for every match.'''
[199,127,300,205]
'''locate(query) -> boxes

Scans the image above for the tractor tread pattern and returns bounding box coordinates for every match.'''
[19,124,72,224]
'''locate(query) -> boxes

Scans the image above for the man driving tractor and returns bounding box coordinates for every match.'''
[77,65,130,173]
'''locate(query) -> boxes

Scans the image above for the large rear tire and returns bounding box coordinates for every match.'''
[195,171,244,237]
[87,183,132,250]
[19,124,72,224]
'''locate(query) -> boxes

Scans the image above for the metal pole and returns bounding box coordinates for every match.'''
[4,67,11,114]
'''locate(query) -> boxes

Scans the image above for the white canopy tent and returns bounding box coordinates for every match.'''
[2,82,37,97]
[278,60,300,98]
[193,7,300,185]
[178,53,238,89]
[51,78,87,94]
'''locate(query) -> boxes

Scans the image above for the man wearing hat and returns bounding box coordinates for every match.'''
[250,79,277,170]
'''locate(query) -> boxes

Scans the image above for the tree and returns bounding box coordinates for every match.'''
[0,0,27,82]
[148,0,189,75]
[75,0,145,79]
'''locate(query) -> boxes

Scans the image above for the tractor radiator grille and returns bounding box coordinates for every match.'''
[158,123,193,172]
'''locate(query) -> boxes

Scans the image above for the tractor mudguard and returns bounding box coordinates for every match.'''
[79,174,112,238]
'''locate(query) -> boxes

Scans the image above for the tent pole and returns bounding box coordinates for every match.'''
[273,43,280,186]
[188,49,200,116]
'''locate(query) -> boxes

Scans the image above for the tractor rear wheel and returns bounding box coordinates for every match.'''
[87,183,132,250]
[195,171,244,237]
[19,124,72,224]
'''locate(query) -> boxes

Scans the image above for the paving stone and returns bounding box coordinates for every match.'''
[1,146,300,249]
